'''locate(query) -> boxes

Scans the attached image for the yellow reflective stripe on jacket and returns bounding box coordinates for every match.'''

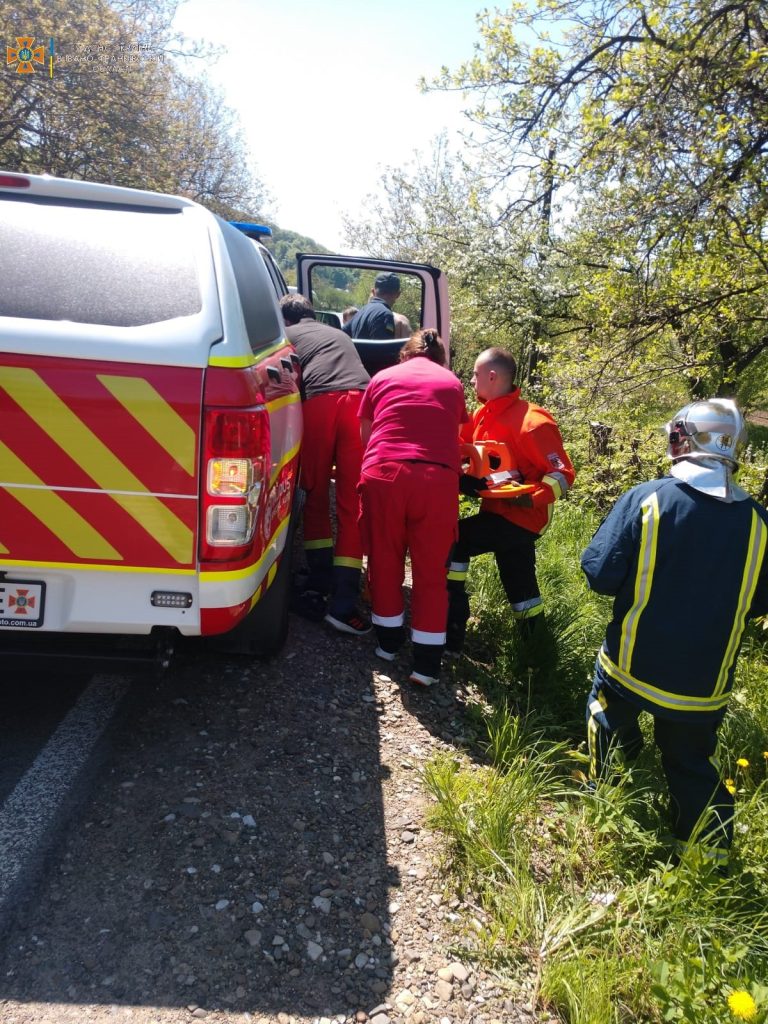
[541,473,564,500]
[713,508,767,697]
[619,492,660,672]
[599,648,730,713]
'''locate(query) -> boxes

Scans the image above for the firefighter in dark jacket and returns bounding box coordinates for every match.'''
[582,398,768,870]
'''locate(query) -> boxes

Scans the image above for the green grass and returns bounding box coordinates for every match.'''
[427,500,768,1023]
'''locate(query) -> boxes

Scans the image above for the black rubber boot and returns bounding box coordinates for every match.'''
[446,582,470,654]
[304,546,333,597]
[410,642,443,686]
[374,624,406,658]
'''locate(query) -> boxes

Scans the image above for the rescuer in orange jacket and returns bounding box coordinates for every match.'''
[446,347,575,654]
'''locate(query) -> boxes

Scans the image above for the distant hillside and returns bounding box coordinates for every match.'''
[263,225,358,290]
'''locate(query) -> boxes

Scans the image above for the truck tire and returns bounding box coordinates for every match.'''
[217,516,296,658]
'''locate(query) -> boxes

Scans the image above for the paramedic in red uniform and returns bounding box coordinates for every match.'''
[358,329,468,686]
[280,294,372,635]
[447,347,575,654]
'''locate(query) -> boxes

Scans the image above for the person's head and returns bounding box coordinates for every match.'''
[665,398,747,467]
[280,293,315,326]
[342,306,358,324]
[471,348,517,402]
[393,312,412,339]
[372,272,401,306]
[398,328,446,366]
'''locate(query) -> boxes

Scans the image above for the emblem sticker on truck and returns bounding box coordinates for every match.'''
[0,580,45,627]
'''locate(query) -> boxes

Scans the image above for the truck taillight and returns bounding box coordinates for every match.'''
[201,407,270,561]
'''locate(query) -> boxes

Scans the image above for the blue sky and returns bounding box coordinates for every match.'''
[172,0,484,249]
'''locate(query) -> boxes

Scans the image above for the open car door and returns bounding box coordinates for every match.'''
[295,254,450,375]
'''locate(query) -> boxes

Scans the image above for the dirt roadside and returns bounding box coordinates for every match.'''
[0,614,534,1024]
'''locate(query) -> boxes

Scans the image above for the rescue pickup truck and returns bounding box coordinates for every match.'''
[0,171,303,666]
[0,172,451,670]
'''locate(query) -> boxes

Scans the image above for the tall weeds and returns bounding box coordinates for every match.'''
[427,493,768,1022]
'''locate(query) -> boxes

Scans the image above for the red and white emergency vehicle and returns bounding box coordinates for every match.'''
[0,171,302,662]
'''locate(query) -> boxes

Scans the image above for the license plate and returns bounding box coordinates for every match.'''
[0,580,46,628]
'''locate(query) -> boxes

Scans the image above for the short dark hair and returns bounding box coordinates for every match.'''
[480,347,516,383]
[399,328,446,366]
[374,272,401,295]
[280,293,315,325]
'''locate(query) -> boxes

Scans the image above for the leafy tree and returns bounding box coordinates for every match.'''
[428,0,768,406]
[1,0,266,216]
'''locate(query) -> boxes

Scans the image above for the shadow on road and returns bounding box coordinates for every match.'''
[0,617,399,1019]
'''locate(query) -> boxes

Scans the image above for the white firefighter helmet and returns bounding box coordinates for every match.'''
[665,398,747,466]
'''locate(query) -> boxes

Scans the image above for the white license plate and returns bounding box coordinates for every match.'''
[0,580,46,628]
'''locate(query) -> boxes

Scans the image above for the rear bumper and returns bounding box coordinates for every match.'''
[0,566,201,635]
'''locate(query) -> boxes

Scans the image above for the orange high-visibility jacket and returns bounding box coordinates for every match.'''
[460,389,575,535]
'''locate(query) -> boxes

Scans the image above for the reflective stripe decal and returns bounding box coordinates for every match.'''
[0,540,7,554]
[372,612,405,627]
[0,366,194,565]
[113,493,191,565]
[208,338,293,368]
[599,648,730,713]
[619,492,659,672]
[412,628,446,644]
[0,442,121,560]
[0,557,194,575]
[542,473,565,500]
[304,538,332,550]
[267,392,302,415]
[270,438,301,487]
[713,509,767,696]
[511,598,543,620]
[98,375,196,475]
[334,556,363,570]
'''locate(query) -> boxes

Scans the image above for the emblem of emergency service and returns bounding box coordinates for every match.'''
[547,452,565,470]
[716,434,732,452]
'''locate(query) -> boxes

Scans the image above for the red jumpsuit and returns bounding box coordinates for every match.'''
[358,357,468,674]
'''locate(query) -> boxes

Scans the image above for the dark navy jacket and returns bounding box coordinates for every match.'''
[582,476,768,719]
[342,297,395,340]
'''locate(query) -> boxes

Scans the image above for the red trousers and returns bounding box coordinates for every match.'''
[301,390,364,566]
[358,461,458,642]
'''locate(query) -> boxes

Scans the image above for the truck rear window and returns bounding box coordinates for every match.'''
[0,197,201,327]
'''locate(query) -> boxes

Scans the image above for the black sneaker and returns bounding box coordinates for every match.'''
[324,610,372,636]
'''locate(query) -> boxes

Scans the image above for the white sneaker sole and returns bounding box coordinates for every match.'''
[374,647,397,662]
[409,671,439,688]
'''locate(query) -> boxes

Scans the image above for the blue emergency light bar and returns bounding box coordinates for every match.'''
[230,221,273,239]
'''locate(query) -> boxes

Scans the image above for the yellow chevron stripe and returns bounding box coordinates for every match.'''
[0,540,9,554]
[208,339,293,368]
[0,442,121,560]
[208,354,256,368]
[270,439,301,486]
[97,375,196,476]
[200,513,289,582]
[113,493,192,565]
[0,557,195,575]
[267,392,301,414]
[0,368,193,564]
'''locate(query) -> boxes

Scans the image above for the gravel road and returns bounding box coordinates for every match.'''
[0,612,535,1024]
